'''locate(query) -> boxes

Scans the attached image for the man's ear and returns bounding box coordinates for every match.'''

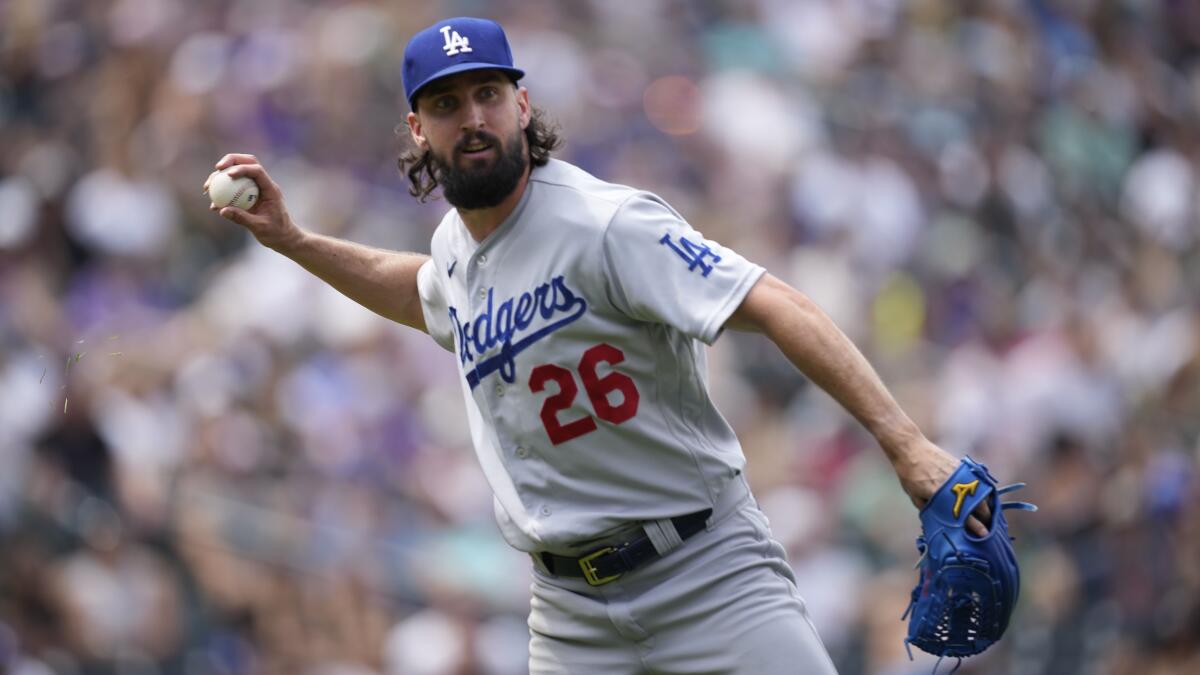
[407,111,428,149]
[516,86,531,130]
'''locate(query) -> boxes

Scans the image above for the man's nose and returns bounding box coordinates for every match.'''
[460,100,485,131]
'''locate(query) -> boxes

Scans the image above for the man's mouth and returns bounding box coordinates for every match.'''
[460,140,495,158]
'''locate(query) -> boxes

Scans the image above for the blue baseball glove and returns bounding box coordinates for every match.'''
[902,456,1036,665]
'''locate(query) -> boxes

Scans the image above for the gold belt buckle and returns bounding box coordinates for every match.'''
[579,547,621,586]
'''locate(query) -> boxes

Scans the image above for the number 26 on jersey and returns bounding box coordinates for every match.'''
[528,343,639,445]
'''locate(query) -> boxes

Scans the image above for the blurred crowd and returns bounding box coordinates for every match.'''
[1,0,1198,673]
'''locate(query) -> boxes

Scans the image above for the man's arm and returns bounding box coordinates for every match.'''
[726,273,989,535]
[207,154,428,332]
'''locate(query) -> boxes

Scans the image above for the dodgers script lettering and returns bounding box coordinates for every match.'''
[449,276,588,389]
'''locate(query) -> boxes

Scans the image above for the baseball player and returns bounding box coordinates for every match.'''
[208,17,990,675]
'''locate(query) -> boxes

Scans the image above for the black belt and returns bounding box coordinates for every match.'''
[539,509,712,586]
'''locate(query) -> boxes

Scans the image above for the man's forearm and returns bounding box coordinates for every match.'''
[774,293,921,458]
[730,275,977,522]
[278,231,430,331]
[731,275,923,460]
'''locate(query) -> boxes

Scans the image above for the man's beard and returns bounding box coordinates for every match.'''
[432,128,528,210]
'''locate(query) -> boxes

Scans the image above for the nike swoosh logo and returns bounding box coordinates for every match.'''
[447,259,458,278]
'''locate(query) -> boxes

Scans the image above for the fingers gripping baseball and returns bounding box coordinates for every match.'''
[215,153,260,170]
[205,155,301,251]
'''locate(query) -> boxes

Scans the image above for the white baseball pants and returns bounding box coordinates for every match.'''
[527,477,839,674]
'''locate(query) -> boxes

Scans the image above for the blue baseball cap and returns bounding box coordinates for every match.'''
[402,17,525,109]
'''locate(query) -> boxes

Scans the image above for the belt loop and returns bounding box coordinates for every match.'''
[643,517,685,556]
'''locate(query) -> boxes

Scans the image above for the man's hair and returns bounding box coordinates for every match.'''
[397,107,562,203]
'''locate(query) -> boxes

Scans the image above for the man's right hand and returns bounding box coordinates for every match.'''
[206,154,304,252]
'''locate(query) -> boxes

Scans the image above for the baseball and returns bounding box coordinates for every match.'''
[205,169,259,210]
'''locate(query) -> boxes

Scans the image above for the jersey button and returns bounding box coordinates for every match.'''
[540,506,552,516]
[477,254,487,266]
[515,446,528,458]
[494,383,505,397]
[478,288,487,299]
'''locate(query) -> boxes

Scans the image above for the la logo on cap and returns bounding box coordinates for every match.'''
[401,18,524,107]
[440,25,472,56]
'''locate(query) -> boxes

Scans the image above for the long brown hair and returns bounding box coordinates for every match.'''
[397,107,562,203]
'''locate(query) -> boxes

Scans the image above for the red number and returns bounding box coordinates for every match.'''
[527,344,640,445]
[529,363,598,445]
[578,343,639,424]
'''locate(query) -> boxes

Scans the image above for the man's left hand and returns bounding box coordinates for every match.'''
[890,438,992,536]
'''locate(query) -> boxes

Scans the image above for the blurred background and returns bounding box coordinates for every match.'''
[1,0,1198,673]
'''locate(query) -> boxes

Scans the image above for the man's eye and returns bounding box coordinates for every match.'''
[435,97,455,110]
[480,88,498,99]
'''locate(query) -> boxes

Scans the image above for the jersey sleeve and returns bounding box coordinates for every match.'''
[417,258,456,352]
[601,193,765,345]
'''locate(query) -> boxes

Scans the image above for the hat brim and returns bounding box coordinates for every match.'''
[408,63,526,108]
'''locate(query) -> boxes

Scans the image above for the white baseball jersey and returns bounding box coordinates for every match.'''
[416,159,765,554]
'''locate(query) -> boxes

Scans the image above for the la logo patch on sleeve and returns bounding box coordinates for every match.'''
[659,233,721,277]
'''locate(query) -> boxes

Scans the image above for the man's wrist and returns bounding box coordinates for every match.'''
[269,222,308,255]
[873,416,926,463]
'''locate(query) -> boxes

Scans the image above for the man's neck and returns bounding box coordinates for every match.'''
[458,166,531,242]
